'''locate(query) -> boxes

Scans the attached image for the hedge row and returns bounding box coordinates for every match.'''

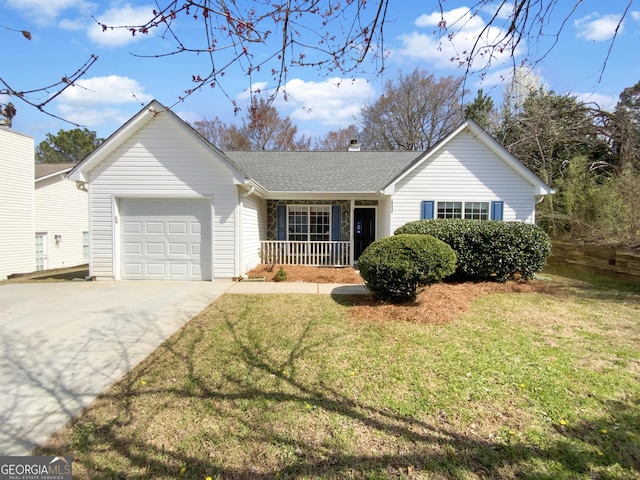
[394,219,551,282]
[358,234,456,302]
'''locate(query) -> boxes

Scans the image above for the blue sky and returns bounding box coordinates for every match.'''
[1,0,639,146]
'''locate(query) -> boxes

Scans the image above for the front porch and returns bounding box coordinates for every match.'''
[260,241,351,267]
[260,199,380,267]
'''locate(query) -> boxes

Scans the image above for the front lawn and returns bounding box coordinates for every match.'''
[38,273,640,479]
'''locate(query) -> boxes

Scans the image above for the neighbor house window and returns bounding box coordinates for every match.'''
[437,201,489,220]
[288,205,331,241]
[82,231,89,260]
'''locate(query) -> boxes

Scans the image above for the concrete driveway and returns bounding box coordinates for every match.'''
[0,280,233,456]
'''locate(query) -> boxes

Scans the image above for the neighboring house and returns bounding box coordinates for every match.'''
[0,126,35,280]
[35,163,89,271]
[68,100,553,281]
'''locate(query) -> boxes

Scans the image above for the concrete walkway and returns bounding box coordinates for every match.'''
[0,279,367,456]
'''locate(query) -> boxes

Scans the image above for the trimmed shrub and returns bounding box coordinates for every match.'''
[274,266,287,282]
[395,219,551,282]
[358,234,456,302]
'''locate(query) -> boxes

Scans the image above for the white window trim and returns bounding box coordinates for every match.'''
[436,201,490,220]
[286,205,332,242]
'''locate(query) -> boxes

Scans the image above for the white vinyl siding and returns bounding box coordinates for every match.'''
[83,231,89,260]
[241,194,266,273]
[0,128,35,279]
[35,173,89,270]
[390,131,537,233]
[87,113,238,280]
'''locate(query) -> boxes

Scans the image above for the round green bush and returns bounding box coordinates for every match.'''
[358,234,456,302]
[395,219,551,282]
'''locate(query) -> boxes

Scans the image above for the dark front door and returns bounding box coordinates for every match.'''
[354,207,376,260]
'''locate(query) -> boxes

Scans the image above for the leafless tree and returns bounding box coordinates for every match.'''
[360,69,465,151]
[1,1,634,121]
[314,125,361,151]
[193,97,310,150]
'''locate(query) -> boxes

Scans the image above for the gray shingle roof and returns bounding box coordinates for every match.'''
[225,151,422,192]
[35,163,75,180]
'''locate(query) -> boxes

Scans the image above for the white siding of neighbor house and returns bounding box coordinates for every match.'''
[0,128,35,279]
[87,114,239,280]
[390,131,538,233]
[241,193,267,274]
[35,174,88,270]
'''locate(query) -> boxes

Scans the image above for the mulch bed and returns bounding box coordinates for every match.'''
[244,264,562,323]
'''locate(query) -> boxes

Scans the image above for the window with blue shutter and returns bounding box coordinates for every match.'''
[421,200,435,220]
[331,205,341,240]
[490,201,504,221]
[276,205,287,240]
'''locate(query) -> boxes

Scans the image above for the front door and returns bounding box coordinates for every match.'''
[353,207,376,260]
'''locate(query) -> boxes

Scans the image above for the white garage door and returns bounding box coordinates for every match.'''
[120,199,212,280]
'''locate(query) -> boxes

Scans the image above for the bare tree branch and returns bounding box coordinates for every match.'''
[0,54,99,126]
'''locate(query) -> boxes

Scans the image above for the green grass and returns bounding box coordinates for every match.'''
[38,274,640,479]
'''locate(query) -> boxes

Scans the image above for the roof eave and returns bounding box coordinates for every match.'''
[67,101,161,182]
[35,169,73,183]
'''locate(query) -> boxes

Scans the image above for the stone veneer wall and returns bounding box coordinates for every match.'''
[266,199,378,241]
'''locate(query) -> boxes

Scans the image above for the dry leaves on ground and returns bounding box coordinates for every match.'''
[244,264,562,324]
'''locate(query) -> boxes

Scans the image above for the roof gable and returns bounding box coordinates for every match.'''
[383,120,553,196]
[67,100,248,184]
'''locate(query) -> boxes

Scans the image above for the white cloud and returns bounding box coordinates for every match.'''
[396,7,523,71]
[56,75,153,127]
[632,11,640,22]
[88,4,156,47]
[5,0,91,24]
[275,77,376,126]
[575,13,624,42]
[574,92,618,111]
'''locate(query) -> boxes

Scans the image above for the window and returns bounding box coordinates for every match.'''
[437,202,462,218]
[82,231,89,260]
[464,202,489,220]
[288,206,331,241]
[437,201,489,220]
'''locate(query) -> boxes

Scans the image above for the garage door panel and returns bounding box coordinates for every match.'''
[146,243,165,255]
[170,264,188,276]
[124,263,143,275]
[169,222,187,234]
[146,221,164,234]
[120,199,211,280]
[169,243,188,255]
[146,263,166,276]
[123,221,142,234]
[124,242,142,254]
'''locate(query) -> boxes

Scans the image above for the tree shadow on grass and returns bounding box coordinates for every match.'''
[34,298,640,479]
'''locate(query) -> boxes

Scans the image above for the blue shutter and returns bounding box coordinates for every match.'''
[331,205,341,241]
[277,205,287,240]
[491,201,504,221]
[421,200,435,220]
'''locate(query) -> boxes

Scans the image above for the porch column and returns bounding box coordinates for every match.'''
[350,199,355,267]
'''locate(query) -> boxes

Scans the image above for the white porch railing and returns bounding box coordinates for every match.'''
[260,241,351,267]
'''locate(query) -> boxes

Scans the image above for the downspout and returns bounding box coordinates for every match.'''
[238,186,255,279]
